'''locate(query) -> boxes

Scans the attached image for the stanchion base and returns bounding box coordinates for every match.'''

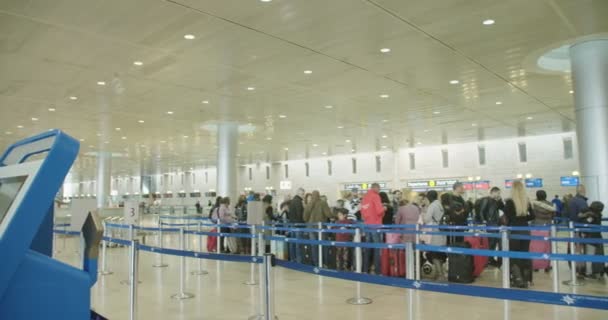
[190,270,209,275]
[562,280,585,286]
[152,263,169,268]
[120,280,142,285]
[248,315,277,320]
[243,280,258,285]
[98,270,113,276]
[171,292,195,300]
[346,297,373,305]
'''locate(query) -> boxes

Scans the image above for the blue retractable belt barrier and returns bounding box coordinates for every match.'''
[184,230,257,239]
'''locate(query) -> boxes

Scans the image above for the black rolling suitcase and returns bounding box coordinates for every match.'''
[448,242,474,283]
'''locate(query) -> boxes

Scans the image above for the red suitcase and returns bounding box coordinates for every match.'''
[381,249,406,277]
[207,228,218,252]
[464,236,489,277]
[530,230,551,270]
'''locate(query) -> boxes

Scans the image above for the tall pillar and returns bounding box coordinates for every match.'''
[217,122,238,201]
[96,152,112,209]
[570,39,608,204]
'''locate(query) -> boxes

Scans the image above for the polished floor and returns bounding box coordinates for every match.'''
[53,228,607,320]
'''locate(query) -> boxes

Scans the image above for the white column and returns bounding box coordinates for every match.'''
[96,152,112,209]
[570,39,608,204]
[217,122,238,201]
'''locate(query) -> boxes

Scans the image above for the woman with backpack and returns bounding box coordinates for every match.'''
[421,190,446,280]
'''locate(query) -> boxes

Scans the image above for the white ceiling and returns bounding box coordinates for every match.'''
[0,0,606,180]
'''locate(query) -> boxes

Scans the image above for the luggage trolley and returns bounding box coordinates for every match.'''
[0,130,105,319]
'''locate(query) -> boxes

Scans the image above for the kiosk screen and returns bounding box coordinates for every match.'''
[0,175,27,226]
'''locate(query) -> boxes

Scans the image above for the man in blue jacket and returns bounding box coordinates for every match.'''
[568,185,588,222]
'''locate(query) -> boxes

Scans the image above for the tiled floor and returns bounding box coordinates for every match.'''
[53,225,607,320]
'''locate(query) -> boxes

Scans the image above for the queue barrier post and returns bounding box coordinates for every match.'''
[191,222,209,276]
[501,229,510,289]
[152,218,168,268]
[171,227,195,300]
[244,225,258,285]
[98,221,113,275]
[216,218,221,254]
[129,239,140,320]
[563,221,584,286]
[346,227,372,305]
[263,254,278,320]
[414,224,421,281]
[550,224,559,293]
[121,225,141,285]
[317,222,323,269]
[249,232,267,320]
[405,242,415,320]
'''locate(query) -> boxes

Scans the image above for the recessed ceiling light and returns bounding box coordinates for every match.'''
[380,94,389,98]
[96,133,101,137]
[472,123,477,127]
[247,87,255,91]
[69,96,78,101]
[184,34,195,40]
[284,147,289,151]
[260,0,272,2]
[97,81,106,86]
[202,100,209,104]
[325,105,333,109]
[569,90,574,94]
[322,152,327,155]
[423,129,430,133]
[351,149,356,153]
[183,135,189,138]
[133,61,143,66]
[433,111,441,115]
[104,141,109,144]
[31,117,38,121]
[345,139,351,143]
[337,126,344,129]
[278,114,287,118]
[417,142,422,145]
[121,136,127,140]
[382,135,388,138]
[312,144,318,147]
[380,48,391,53]
[526,116,533,120]
[160,140,166,143]
[115,127,121,131]
[79,138,85,142]
[5,131,12,135]
[48,108,56,112]
[89,145,94,148]
[449,80,459,84]
[304,70,312,74]
[482,19,495,25]
[266,137,272,141]
[495,101,503,105]
[382,119,389,123]
[381,145,388,149]
[167,111,174,115]
[138,120,144,123]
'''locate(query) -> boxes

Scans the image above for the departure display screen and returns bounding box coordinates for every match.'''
[0,176,28,226]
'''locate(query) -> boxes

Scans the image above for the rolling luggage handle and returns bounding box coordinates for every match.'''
[346,227,372,305]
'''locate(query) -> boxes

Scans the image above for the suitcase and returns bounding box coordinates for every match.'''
[207,228,218,252]
[381,249,406,277]
[271,235,288,260]
[448,242,474,283]
[227,236,239,254]
[464,236,489,277]
[529,230,551,270]
[325,246,337,269]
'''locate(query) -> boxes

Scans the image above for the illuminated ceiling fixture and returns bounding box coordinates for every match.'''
[312,144,318,147]
[304,70,312,74]
[138,120,144,123]
[380,48,391,53]
[115,127,121,131]
[97,81,106,86]
[284,147,289,151]
[380,94,389,98]
[382,135,388,138]
[202,100,209,104]
[121,136,127,140]
[5,131,12,135]
[133,61,143,66]
[381,145,388,149]
[345,139,351,143]
[325,105,333,109]
[382,119,389,123]
[482,19,495,25]
[31,117,39,121]
[569,90,574,94]
[526,116,533,120]
[322,152,327,155]
[184,34,195,40]
[48,108,56,112]
[104,141,109,144]
[337,126,344,129]
[266,137,272,141]
[278,114,287,118]
[525,173,533,178]
[247,87,255,91]
[183,135,189,138]
[433,111,441,115]
[69,96,78,100]
[449,80,459,84]
[417,142,422,145]
[472,123,477,127]
[495,101,502,105]
[260,0,272,2]
[79,139,85,142]
[167,111,174,115]
[160,140,166,143]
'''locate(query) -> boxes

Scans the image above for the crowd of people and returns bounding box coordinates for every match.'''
[197,182,606,288]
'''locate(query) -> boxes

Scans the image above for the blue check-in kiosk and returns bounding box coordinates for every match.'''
[0,130,104,319]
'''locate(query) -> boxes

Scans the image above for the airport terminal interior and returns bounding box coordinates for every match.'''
[1,0,608,319]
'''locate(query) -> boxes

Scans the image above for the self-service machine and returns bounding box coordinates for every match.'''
[0,130,104,319]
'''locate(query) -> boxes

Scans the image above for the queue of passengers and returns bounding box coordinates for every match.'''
[201,182,606,287]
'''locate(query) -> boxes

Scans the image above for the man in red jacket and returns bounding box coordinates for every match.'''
[360,183,386,274]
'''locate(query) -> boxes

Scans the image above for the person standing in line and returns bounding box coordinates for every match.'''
[475,187,504,267]
[303,190,335,266]
[343,191,359,222]
[503,181,535,288]
[380,191,394,226]
[335,210,354,271]
[392,190,403,213]
[421,190,446,280]
[195,200,202,214]
[531,190,556,225]
[578,201,605,279]
[360,183,386,274]
[568,185,589,222]
[394,199,421,243]
[449,182,467,212]
[552,195,564,219]
[218,197,237,253]
[287,188,306,263]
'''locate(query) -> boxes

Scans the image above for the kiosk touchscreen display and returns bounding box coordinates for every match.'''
[0,175,27,226]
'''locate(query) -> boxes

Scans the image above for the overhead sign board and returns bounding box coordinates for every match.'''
[505,178,543,189]
[406,179,459,191]
[344,182,387,191]
[560,176,579,187]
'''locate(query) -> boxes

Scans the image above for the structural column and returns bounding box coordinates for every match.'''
[570,39,608,204]
[217,122,238,201]
[96,152,112,209]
